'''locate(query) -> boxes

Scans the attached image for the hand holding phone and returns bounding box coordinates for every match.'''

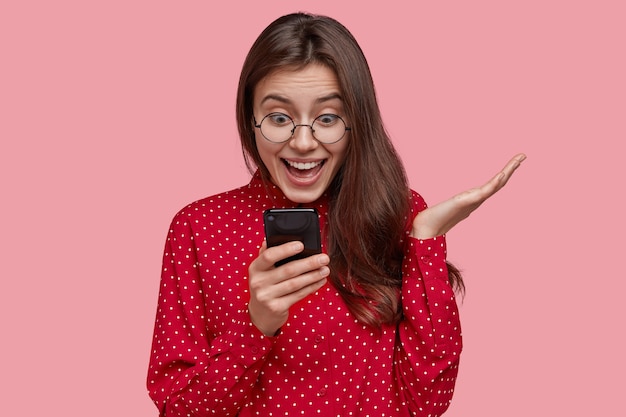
[250,208,327,335]
[263,208,322,266]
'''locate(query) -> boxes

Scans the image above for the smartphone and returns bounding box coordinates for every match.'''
[263,208,322,266]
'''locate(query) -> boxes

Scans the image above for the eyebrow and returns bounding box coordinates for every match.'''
[260,93,344,106]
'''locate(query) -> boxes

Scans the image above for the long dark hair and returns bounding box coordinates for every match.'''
[236,13,463,327]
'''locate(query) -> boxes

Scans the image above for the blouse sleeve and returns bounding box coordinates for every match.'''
[147,213,275,417]
[394,193,463,416]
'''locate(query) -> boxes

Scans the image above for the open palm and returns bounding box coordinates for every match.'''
[412,153,526,239]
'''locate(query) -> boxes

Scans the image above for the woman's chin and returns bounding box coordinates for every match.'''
[280,185,325,204]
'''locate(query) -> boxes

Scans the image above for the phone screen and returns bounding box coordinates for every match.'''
[263,208,322,266]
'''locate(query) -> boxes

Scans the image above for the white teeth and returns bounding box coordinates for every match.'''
[286,160,321,170]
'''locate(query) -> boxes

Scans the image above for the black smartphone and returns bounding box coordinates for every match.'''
[263,208,322,266]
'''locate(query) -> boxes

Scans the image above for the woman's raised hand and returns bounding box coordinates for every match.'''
[411,153,526,240]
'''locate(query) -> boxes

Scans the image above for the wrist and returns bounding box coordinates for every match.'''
[248,305,282,337]
[411,226,436,240]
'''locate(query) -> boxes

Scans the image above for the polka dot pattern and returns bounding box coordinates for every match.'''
[147,173,462,416]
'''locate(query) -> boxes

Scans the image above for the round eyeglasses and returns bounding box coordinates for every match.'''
[254,112,351,144]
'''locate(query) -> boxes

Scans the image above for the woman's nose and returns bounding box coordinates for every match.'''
[288,124,319,152]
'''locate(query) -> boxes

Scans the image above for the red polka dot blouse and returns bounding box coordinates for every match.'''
[147,173,462,416]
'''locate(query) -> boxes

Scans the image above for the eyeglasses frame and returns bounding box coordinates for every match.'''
[253,112,351,144]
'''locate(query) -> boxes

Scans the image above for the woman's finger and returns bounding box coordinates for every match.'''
[479,153,527,198]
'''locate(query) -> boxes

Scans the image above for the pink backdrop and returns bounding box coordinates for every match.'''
[2,1,624,415]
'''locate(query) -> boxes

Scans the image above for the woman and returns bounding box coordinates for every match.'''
[147,12,524,416]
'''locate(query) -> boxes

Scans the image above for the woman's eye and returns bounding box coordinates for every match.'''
[268,113,292,125]
[316,114,339,126]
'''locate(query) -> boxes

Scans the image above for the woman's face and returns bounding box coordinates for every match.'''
[253,64,350,204]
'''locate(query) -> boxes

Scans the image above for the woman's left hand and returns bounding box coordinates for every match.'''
[411,153,526,240]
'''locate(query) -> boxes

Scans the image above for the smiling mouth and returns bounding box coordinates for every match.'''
[283,159,325,179]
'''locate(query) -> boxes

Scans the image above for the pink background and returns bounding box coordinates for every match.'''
[2,1,624,415]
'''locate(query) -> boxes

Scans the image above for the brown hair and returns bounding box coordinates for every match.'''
[236,13,463,327]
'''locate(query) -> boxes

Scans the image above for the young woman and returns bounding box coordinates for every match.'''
[147,13,524,416]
